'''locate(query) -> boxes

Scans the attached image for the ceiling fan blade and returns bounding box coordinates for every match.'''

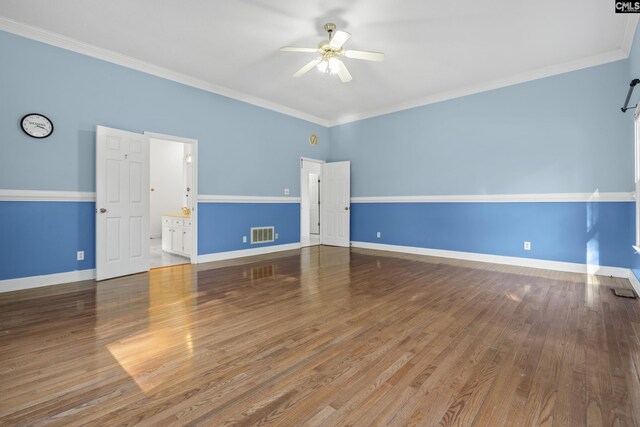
[344,50,385,62]
[337,60,352,83]
[293,58,322,78]
[280,47,319,53]
[329,30,351,49]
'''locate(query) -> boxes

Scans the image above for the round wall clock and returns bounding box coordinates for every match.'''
[309,133,318,146]
[21,113,54,139]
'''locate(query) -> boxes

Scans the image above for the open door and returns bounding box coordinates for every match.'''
[96,126,150,281]
[321,161,350,247]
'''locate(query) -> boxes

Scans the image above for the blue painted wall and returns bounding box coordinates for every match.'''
[198,203,300,254]
[0,30,321,282]
[352,202,634,269]
[2,26,639,282]
[629,22,640,96]
[329,60,633,197]
[627,24,640,282]
[0,202,95,280]
[328,40,636,272]
[0,30,328,196]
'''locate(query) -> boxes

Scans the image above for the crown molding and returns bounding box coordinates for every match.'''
[350,192,634,203]
[0,17,331,127]
[329,49,629,126]
[622,15,640,55]
[1,17,635,128]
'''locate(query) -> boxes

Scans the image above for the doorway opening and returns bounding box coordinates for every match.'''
[147,132,198,268]
[300,157,324,247]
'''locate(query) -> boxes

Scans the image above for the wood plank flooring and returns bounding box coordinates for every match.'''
[1,246,640,426]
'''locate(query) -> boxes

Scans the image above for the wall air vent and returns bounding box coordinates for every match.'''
[251,226,275,244]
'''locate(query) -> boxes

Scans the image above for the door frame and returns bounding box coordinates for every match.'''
[300,157,324,247]
[145,131,199,264]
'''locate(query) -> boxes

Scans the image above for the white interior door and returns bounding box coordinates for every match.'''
[321,161,350,247]
[96,126,150,281]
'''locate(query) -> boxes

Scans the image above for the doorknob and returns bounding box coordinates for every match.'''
[345,207,349,211]
[99,208,107,213]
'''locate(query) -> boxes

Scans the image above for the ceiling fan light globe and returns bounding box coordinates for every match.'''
[328,57,341,75]
[317,60,329,74]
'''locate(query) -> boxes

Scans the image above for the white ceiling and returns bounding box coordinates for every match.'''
[0,1,636,125]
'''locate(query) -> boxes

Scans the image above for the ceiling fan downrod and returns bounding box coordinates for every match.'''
[324,23,336,41]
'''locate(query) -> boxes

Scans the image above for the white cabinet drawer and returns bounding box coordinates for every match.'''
[162,217,172,225]
[184,219,192,227]
[172,218,184,226]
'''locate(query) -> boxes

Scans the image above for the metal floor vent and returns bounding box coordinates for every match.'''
[251,226,274,244]
[611,288,637,298]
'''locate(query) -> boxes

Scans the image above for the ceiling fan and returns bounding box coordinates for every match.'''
[280,23,384,83]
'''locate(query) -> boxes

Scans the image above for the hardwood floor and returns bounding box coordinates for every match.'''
[1,246,640,426]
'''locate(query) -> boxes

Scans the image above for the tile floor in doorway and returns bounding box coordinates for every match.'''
[150,237,189,268]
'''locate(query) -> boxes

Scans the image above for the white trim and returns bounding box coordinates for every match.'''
[622,15,640,56]
[300,157,326,164]
[198,195,301,203]
[145,131,199,265]
[0,189,96,202]
[351,192,634,203]
[0,269,96,293]
[145,132,198,145]
[351,241,630,278]
[0,17,330,127]
[0,17,633,128]
[3,247,637,294]
[629,270,640,296]
[329,49,629,126]
[197,242,301,263]
[300,157,324,248]
[1,190,631,204]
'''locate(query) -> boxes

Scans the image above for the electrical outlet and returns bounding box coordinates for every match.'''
[77,251,84,261]
[284,188,290,195]
[524,241,531,251]
[275,233,279,240]
[376,231,381,238]
[242,236,247,243]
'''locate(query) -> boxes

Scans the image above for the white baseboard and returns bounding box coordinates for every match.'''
[2,243,636,294]
[351,241,630,278]
[629,271,640,295]
[198,243,302,263]
[0,269,96,293]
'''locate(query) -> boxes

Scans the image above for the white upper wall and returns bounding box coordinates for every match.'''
[150,138,184,237]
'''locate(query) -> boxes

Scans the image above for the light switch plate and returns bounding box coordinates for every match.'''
[376,232,381,238]
[524,241,531,251]
[284,188,290,195]
[77,251,84,261]
[242,236,247,243]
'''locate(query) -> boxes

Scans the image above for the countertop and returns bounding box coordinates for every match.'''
[162,213,191,218]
